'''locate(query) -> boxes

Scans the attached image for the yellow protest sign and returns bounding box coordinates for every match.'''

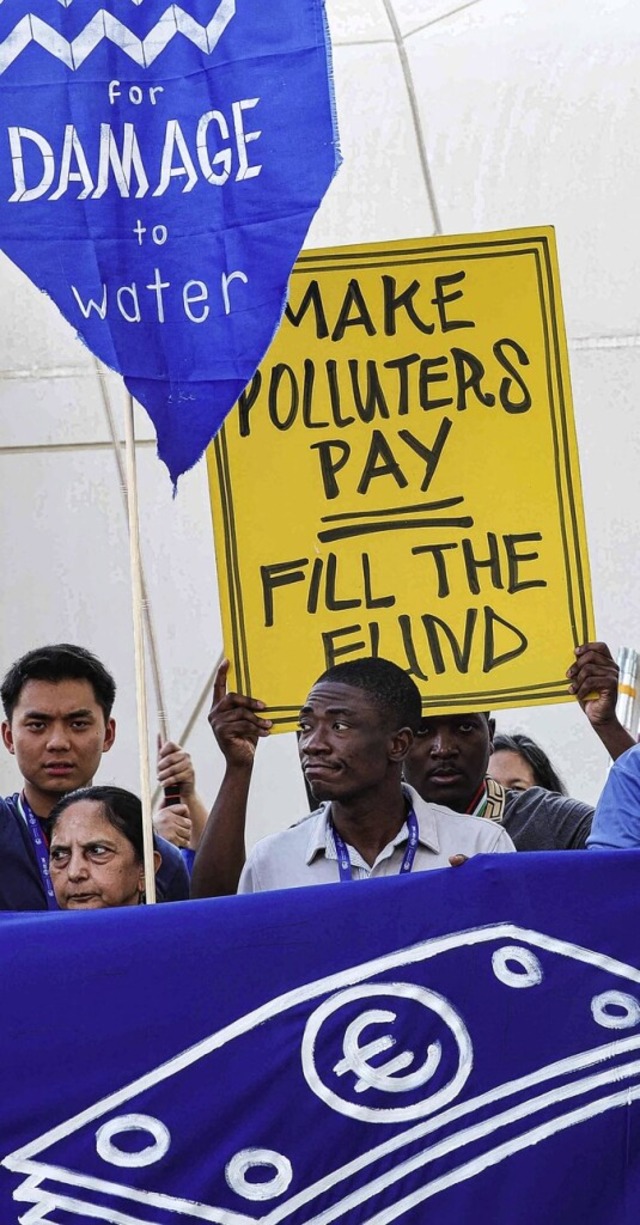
[207,228,594,728]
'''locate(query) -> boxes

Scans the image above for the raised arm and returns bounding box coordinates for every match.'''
[190,661,272,897]
[567,641,635,761]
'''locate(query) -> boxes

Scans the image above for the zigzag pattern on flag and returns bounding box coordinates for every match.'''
[0,0,236,73]
[51,1,145,7]
[52,1,145,6]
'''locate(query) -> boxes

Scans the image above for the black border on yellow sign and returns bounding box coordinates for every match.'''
[211,231,593,723]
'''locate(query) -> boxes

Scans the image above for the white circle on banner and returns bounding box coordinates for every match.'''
[226,1148,293,1201]
[591,990,640,1030]
[96,1114,170,1168]
[492,946,544,988]
[302,982,472,1123]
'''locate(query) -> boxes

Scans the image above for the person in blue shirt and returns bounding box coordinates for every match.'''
[0,643,188,909]
[588,744,640,850]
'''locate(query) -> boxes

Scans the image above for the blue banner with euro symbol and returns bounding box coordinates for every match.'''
[0,851,639,1223]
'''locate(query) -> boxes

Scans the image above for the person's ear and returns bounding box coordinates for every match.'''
[1,721,15,755]
[389,727,414,762]
[137,851,162,899]
[134,862,145,901]
[487,717,496,751]
[102,718,116,754]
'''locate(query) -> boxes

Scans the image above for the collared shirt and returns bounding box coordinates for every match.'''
[467,776,507,821]
[238,784,515,894]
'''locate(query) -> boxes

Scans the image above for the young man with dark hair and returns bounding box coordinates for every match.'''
[192,657,514,897]
[316,657,423,734]
[0,643,189,909]
[0,643,116,727]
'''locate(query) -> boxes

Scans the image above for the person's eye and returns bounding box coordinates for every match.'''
[416,724,432,738]
[297,720,310,733]
[88,844,110,859]
[50,849,69,864]
[71,720,91,730]
[333,720,349,731]
[26,721,46,732]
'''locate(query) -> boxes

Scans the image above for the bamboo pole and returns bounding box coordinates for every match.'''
[95,362,170,743]
[122,391,157,905]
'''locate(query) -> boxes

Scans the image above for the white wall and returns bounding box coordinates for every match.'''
[1,0,638,839]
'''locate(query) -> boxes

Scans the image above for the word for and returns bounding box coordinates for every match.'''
[70,267,249,323]
[6,99,261,202]
[259,533,545,626]
[237,342,532,440]
[108,81,164,106]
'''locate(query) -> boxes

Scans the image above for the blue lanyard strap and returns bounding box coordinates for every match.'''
[18,794,59,910]
[330,806,420,882]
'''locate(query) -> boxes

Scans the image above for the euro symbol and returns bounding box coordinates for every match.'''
[333,1008,441,1095]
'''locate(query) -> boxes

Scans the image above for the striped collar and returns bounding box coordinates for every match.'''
[466,776,507,822]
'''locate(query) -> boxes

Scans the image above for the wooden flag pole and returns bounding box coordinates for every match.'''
[95,362,171,747]
[123,390,157,905]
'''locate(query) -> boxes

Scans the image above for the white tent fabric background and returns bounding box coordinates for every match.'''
[1,0,638,837]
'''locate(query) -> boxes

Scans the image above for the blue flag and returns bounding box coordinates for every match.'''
[0,2,340,483]
[1,852,639,1223]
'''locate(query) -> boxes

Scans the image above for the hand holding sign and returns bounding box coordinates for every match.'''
[567,641,635,761]
[567,642,618,718]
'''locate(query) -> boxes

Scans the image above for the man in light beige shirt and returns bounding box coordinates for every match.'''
[238,781,514,893]
[193,655,514,898]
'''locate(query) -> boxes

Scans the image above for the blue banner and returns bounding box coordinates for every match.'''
[0,1,340,483]
[0,852,639,1223]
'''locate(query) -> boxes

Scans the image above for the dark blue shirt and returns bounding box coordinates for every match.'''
[0,794,189,910]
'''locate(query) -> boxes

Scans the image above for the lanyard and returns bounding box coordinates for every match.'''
[18,794,59,910]
[331,806,420,882]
